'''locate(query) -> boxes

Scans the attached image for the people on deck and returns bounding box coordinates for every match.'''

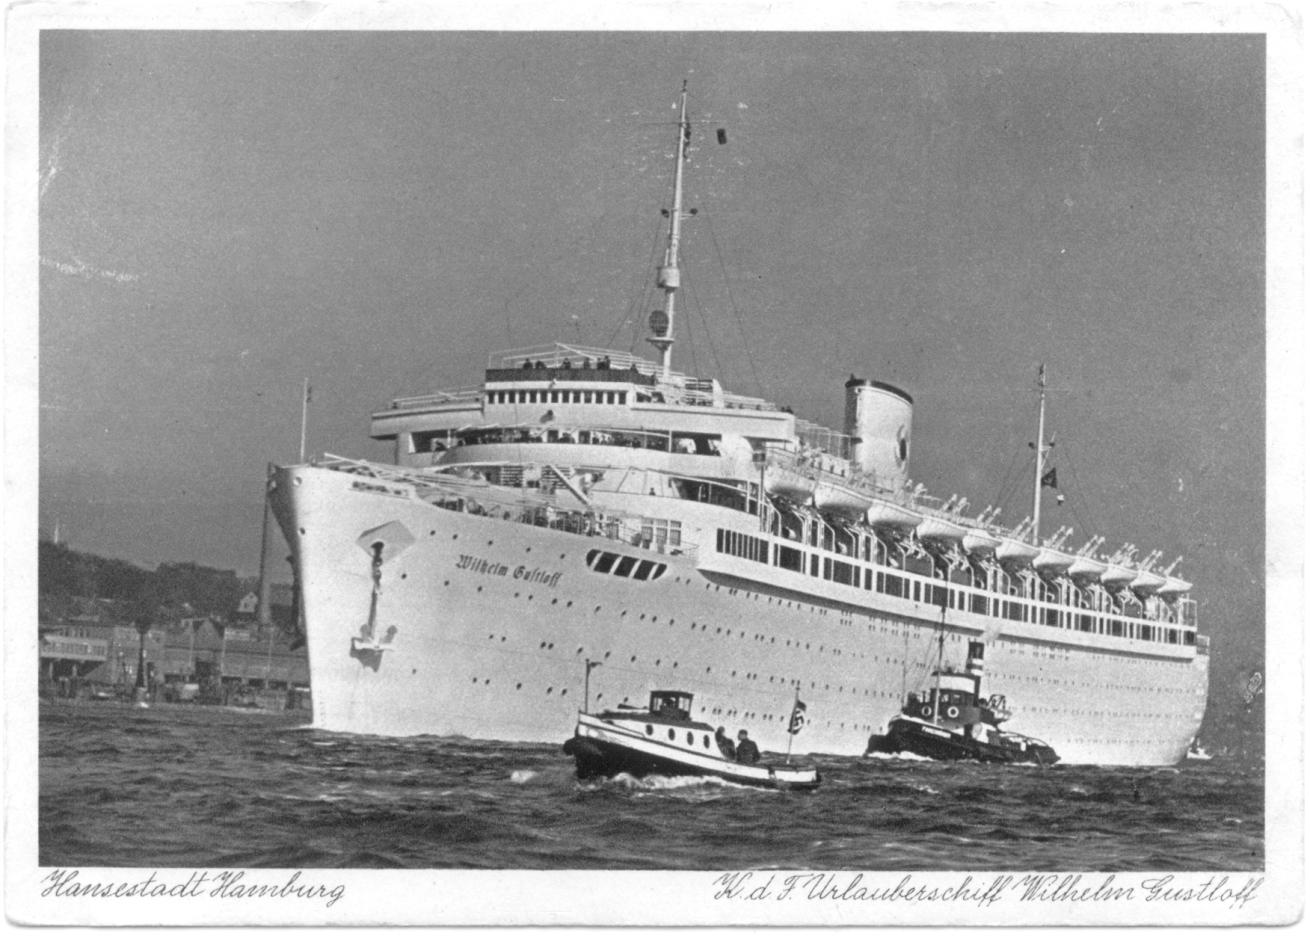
[714,726,735,759]
[735,730,760,764]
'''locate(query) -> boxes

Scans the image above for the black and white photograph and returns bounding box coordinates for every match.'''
[5,0,1302,927]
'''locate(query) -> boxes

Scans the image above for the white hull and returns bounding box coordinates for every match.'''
[272,463,1209,766]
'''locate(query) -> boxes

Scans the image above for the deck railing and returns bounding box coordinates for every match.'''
[312,455,697,562]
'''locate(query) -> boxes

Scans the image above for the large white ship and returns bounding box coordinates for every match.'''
[268,85,1208,766]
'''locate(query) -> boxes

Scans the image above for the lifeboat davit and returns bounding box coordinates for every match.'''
[813,478,873,517]
[917,515,967,546]
[996,537,1039,566]
[866,498,921,531]
[1129,569,1167,594]
[961,528,1001,556]
[1100,564,1135,587]
[1067,554,1108,581]
[1156,576,1193,597]
[1032,548,1075,574]
[762,462,815,502]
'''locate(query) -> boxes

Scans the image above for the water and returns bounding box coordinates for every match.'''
[40,703,1263,871]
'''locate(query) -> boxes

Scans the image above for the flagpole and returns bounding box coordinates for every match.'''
[785,685,797,764]
[299,379,310,463]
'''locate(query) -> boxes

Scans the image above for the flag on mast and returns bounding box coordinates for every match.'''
[1041,467,1058,489]
[787,697,807,735]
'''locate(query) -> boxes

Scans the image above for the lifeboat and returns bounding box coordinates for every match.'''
[961,528,1001,556]
[996,537,1039,566]
[917,514,967,546]
[762,461,815,502]
[1156,576,1193,597]
[813,478,874,517]
[1099,564,1135,587]
[866,498,921,531]
[1129,569,1167,594]
[1067,554,1108,581]
[1032,548,1075,574]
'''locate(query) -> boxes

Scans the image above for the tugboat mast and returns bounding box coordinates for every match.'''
[1030,364,1049,546]
[932,606,945,726]
[648,81,690,377]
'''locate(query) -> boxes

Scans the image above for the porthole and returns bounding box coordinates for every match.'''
[646,724,654,736]
[702,736,710,748]
[667,728,676,741]
[686,731,695,745]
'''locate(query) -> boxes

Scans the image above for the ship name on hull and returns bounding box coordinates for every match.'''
[455,554,564,588]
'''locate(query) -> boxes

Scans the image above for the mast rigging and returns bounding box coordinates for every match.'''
[648,82,690,377]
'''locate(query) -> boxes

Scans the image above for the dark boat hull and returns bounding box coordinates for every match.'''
[563,735,821,790]
[867,717,1059,766]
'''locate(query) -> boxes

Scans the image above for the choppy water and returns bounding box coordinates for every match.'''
[40,702,1262,871]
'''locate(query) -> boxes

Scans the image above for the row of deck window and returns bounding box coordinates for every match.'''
[585,548,667,581]
[490,389,628,406]
[410,425,722,456]
[714,528,1193,647]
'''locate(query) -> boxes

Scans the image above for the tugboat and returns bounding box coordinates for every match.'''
[563,690,821,790]
[866,638,1059,766]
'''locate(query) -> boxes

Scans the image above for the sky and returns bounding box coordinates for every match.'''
[33,29,1268,693]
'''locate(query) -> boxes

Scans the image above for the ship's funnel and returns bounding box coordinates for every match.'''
[845,377,913,489]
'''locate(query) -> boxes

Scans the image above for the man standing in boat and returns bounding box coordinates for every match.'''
[735,730,760,764]
[714,726,735,759]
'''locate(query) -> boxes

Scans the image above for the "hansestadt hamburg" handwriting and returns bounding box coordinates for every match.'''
[41,870,345,908]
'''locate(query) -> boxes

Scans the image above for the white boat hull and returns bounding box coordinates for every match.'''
[271,463,1209,766]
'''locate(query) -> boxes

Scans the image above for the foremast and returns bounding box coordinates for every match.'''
[648,82,691,378]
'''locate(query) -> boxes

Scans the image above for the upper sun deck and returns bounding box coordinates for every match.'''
[371,343,863,464]
[382,343,782,414]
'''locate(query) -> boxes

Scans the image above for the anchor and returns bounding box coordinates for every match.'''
[351,521,413,659]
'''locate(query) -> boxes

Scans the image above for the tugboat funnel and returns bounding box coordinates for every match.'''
[966,640,985,678]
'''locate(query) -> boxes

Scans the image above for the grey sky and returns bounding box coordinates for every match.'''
[37,31,1264,678]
